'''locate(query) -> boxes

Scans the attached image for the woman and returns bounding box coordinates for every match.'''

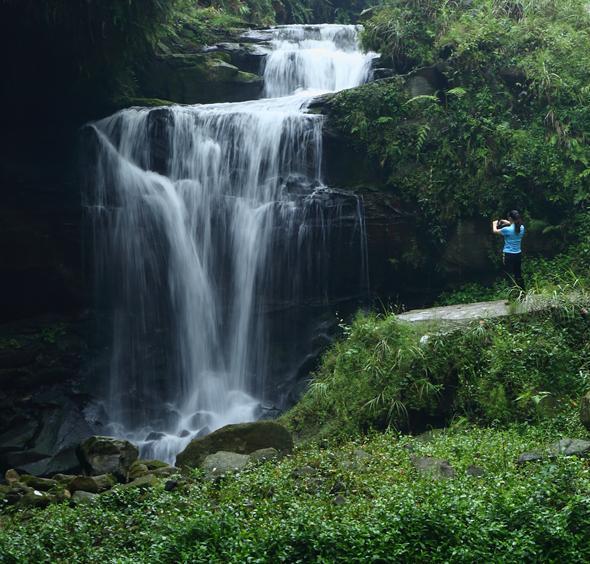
[492,210,525,290]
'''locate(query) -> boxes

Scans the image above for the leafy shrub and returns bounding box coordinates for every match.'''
[329,0,590,258]
[284,295,590,438]
[3,424,590,561]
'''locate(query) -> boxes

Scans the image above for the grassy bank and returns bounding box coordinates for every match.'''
[284,291,590,441]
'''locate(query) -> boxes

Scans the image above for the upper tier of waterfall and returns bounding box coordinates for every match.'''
[86,24,375,463]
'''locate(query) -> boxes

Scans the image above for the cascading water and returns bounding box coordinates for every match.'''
[86,24,376,462]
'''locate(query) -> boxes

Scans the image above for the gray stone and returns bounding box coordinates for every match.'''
[77,436,138,479]
[202,451,251,479]
[164,480,179,492]
[122,474,159,489]
[5,468,20,484]
[128,462,149,480]
[291,466,317,479]
[19,475,58,491]
[176,421,293,468]
[517,452,544,465]
[549,438,590,458]
[151,466,177,478]
[340,449,371,472]
[72,490,99,504]
[52,473,76,483]
[353,448,371,460]
[18,490,52,508]
[397,299,546,326]
[332,495,346,506]
[68,476,99,494]
[249,447,280,464]
[8,402,97,477]
[466,465,485,477]
[70,474,116,493]
[411,456,456,479]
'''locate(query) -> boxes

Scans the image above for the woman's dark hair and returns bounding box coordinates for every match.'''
[508,210,522,234]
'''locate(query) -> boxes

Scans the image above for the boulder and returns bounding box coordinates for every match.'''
[201,451,250,479]
[68,474,116,493]
[291,466,318,479]
[52,473,76,483]
[411,456,455,479]
[68,476,99,494]
[176,421,293,468]
[580,391,590,432]
[249,448,280,464]
[466,465,485,477]
[121,474,159,490]
[18,490,52,508]
[164,479,179,492]
[151,466,177,478]
[2,397,97,477]
[77,436,138,479]
[129,459,172,480]
[71,490,98,504]
[142,459,170,470]
[333,495,346,506]
[5,468,20,484]
[549,438,590,458]
[19,475,58,491]
[128,462,149,481]
[340,448,371,472]
[517,452,544,465]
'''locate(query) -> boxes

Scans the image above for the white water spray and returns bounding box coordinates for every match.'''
[87,25,375,462]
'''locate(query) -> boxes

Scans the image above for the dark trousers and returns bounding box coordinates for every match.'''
[503,252,525,290]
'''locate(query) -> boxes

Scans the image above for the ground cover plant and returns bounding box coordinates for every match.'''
[2,420,590,562]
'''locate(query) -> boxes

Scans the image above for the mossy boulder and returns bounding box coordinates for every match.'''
[202,451,250,479]
[68,474,116,493]
[18,491,52,508]
[176,421,293,468]
[128,462,149,481]
[77,436,138,479]
[19,475,58,491]
[121,474,159,490]
[136,52,263,104]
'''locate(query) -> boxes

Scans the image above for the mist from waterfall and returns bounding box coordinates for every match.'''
[87,24,376,462]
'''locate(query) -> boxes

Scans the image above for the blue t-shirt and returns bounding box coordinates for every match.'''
[500,224,525,254]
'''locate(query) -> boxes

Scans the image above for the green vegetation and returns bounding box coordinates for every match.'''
[437,212,590,304]
[3,2,590,560]
[3,422,590,562]
[329,0,590,260]
[285,294,590,440]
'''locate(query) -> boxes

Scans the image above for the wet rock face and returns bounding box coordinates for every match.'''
[0,316,101,477]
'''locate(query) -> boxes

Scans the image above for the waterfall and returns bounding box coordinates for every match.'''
[86,24,376,462]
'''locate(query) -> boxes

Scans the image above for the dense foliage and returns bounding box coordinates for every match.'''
[329,0,590,250]
[285,294,590,439]
[2,422,590,562]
